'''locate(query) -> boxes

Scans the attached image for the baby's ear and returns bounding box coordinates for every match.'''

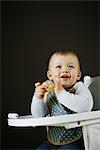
[77,71,82,80]
[47,70,52,80]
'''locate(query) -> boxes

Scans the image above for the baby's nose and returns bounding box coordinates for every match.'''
[62,67,69,72]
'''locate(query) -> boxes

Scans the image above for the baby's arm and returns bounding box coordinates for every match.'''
[57,81,93,113]
[31,95,48,118]
[31,80,54,118]
[31,82,48,118]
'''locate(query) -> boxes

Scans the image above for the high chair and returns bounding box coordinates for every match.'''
[8,76,100,150]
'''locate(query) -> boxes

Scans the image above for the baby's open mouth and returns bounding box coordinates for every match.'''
[60,75,71,79]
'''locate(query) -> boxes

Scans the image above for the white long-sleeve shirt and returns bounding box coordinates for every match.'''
[31,81,93,118]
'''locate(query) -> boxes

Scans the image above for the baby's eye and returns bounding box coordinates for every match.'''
[56,65,61,69]
[68,65,75,69]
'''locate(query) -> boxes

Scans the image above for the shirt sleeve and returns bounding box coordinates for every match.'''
[31,95,48,118]
[57,81,93,113]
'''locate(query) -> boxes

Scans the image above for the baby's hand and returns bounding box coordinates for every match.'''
[42,80,55,92]
[54,76,64,96]
[34,82,46,99]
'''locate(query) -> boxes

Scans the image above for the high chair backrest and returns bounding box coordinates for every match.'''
[88,76,100,110]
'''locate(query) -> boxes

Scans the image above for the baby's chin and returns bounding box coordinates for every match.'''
[60,79,76,88]
[61,83,73,89]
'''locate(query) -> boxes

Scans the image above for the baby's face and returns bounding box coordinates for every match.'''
[47,54,81,88]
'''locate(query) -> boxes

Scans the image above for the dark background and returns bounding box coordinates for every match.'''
[1,1,100,149]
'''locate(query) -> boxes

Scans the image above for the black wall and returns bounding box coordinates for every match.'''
[1,1,100,149]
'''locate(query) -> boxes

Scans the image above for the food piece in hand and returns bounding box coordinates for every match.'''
[43,80,55,92]
[43,80,55,101]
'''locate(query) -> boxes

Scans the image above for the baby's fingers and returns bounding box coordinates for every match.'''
[36,88,46,93]
[35,82,41,87]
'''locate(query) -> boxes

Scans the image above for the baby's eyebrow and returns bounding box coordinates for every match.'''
[54,63,61,66]
[68,63,75,65]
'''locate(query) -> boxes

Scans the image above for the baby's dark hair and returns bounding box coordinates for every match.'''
[47,49,81,70]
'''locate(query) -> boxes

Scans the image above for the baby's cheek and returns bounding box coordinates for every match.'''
[54,74,60,80]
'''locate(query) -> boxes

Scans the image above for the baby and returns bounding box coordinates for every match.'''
[31,49,93,150]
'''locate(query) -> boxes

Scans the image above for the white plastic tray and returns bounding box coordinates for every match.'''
[8,110,100,128]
